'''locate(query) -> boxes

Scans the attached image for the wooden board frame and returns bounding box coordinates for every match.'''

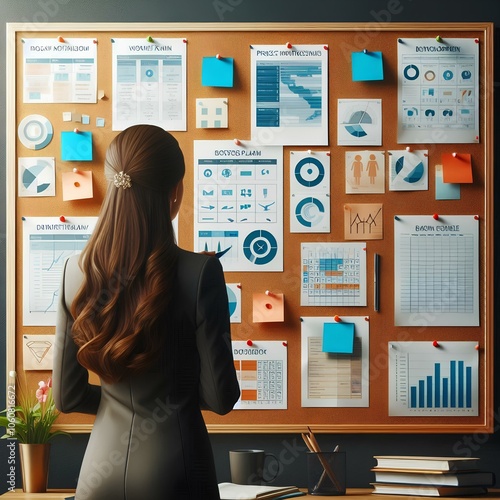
[5,22,494,434]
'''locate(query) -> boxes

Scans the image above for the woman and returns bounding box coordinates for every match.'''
[53,125,240,499]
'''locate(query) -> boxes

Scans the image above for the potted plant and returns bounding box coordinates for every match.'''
[0,374,68,492]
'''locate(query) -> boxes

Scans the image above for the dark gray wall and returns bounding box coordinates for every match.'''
[0,0,499,492]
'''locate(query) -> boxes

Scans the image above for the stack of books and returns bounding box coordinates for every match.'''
[371,455,495,497]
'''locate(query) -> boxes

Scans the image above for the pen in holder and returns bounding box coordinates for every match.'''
[307,450,346,496]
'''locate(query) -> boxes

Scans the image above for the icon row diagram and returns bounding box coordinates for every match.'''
[194,141,283,272]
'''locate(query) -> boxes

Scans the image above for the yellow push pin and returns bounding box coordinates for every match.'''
[435,35,443,43]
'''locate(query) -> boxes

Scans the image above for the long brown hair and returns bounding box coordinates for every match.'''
[71,125,185,383]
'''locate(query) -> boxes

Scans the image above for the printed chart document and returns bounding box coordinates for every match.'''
[301,316,369,407]
[22,217,97,326]
[232,340,287,410]
[194,140,283,272]
[389,341,479,416]
[251,45,328,145]
[301,242,367,306]
[394,215,479,326]
[23,38,97,103]
[398,38,479,143]
[112,38,186,131]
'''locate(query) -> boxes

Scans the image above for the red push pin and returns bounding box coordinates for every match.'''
[183,38,187,43]
[73,167,79,173]
[326,152,331,156]
[323,45,329,50]
[474,38,479,44]
[216,53,221,59]
[74,127,80,133]
[334,315,341,322]
[432,340,440,348]
[265,290,274,297]
[58,36,65,43]
[59,215,66,223]
[236,284,242,289]
[246,339,253,347]
[452,152,458,158]
[234,138,241,146]
[432,213,439,221]
[286,42,292,49]
[475,344,480,350]
[282,341,288,347]
[364,316,369,322]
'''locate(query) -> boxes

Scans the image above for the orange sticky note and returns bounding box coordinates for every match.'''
[441,153,473,183]
[252,292,284,323]
[62,170,93,201]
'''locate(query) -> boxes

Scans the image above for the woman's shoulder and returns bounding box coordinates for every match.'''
[175,247,223,281]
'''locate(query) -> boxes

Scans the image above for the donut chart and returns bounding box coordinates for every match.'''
[18,115,53,150]
[403,64,419,81]
[294,157,325,187]
[295,197,325,227]
[243,230,278,265]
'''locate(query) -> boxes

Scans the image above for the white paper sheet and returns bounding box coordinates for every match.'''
[301,242,367,306]
[388,341,478,416]
[232,340,287,410]
[394,215,479,326]
[337,99,382,146]
[23,38,97,103]
[251,45,328,145]
[22,217,97,326]
[112,38,186,131]
[301,316,369,407]
[290,151,330,233]
[194,140,283,272]
[397,38,479,143]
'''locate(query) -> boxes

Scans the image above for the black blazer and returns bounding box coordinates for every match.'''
[53,248,240,499]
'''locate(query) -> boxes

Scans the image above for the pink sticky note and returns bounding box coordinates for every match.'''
[441,153,473,183]
[62,170,93,201]
[252,292,284,323]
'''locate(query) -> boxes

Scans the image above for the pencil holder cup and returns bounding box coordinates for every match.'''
[307,451,346,496]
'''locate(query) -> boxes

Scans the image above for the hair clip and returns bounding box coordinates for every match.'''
[113,171,132,190]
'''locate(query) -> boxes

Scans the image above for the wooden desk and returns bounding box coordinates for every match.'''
[3,489,500,499]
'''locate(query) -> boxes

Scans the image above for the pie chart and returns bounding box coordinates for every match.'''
[395,156,425,184]
[344,110,372,138]
[21,159,54,195]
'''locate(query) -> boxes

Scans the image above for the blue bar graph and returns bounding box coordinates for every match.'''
[409,360,472,409]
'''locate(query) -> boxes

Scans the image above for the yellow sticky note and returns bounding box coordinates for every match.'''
[62,170,93,201]
[252,292,284,323]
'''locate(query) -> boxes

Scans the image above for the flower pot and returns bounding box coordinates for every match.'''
[19,443,50,493]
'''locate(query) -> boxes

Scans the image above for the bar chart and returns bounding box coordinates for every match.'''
[389,341,478,416]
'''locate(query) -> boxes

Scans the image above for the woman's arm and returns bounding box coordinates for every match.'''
[53,257,101,414]
[196,256,240,415]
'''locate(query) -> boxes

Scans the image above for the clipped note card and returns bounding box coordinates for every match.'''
[252,292,284,323]
[202,56,234,87]
[62,170,93,201]
[351,51,384,81]
[61,130,93,161]
[23,334,55,371]
[322,322,355,354]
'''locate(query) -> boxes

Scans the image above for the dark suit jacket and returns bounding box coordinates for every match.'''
[53,249,240,500]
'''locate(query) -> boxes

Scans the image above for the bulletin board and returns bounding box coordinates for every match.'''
[6,22,494,434]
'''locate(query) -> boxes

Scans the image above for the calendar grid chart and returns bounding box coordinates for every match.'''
[300,242,367,306]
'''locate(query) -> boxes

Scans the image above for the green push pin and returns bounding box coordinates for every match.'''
[435,35,442,43]
[147,36,154,43]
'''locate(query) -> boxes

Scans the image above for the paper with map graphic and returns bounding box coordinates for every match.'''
[251,44,328,145]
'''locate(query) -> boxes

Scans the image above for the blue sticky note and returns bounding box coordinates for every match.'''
[352,51,384,81]
[61,131,93,161]
[436,165,461,200]
[322,322,355,354]
[202,56,234,87]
